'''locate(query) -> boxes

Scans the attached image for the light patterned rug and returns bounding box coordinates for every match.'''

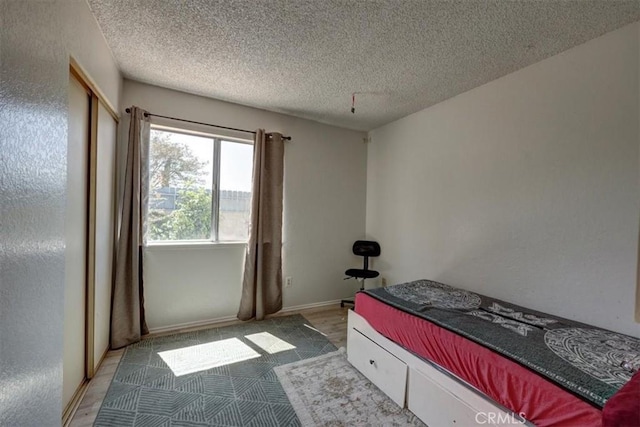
[274,348,425,427]
[94,314,336,426]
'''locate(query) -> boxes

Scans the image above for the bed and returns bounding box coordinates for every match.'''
[346,279,640,426]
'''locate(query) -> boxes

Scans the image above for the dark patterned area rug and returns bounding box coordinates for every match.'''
[274,349,425,426]
[94,314,336,426]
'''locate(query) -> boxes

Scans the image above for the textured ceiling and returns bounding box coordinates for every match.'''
[87,0,640,131]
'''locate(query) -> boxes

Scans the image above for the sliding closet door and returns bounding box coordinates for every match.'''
[92,103,117,372]
[63,74,90,410]
[63,62,120,422]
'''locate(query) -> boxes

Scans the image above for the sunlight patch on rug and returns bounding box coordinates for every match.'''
[244,331,296,354]
[158,337,260,376]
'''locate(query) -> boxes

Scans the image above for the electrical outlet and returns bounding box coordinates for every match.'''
[381,277,387,287]
[285,277,293,288]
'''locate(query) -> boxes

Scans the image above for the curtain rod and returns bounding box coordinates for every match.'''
[125,108,291,141]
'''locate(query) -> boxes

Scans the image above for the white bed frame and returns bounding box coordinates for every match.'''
[347,309,534,426]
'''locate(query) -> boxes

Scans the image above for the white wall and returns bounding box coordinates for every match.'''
[1,0,122,424]
[367,23,640,338]
[144,244,246,329]
[121,80,367,331]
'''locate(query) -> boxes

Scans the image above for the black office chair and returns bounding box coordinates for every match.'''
[341,240,381,307]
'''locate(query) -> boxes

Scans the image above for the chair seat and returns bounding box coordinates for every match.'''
[345,268,379,279]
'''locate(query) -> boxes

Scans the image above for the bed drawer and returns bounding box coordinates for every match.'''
[408,366,519,426]
[347,328,407,406]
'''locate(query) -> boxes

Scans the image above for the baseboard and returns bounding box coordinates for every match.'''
[148,314,239,335]
[279,299,342,314]
[147,299,342,335]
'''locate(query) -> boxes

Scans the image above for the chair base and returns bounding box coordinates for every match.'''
[340,298,355,308]
[341,279,367,308]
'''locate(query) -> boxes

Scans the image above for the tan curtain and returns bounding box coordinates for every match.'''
[237,130,285,321]
[111,106,150,349]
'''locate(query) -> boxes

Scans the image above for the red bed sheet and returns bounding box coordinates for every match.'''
[602,370,640,427]
[355,292,602,427]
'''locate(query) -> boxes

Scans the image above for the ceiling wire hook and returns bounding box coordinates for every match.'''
[351,93,356,114]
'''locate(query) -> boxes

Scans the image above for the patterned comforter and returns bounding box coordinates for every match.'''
[363,280,640,408]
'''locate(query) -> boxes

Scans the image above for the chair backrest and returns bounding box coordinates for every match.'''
[352,240,381,257]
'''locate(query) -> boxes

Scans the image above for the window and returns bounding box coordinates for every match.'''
[147,127,253,243]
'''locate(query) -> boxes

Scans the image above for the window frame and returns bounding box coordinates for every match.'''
[147,124,253,246]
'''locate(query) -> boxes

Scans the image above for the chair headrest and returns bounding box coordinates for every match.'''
[353,240,381,257]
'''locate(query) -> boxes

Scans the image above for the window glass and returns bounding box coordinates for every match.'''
[219,140,253,241]
[147,127,253,243]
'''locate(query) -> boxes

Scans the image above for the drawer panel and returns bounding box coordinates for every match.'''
[347,328,407,406]
[408,366,519,426]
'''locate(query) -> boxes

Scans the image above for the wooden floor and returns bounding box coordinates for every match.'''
[68,305,350,426]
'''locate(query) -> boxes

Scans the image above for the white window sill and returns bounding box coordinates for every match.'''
[145,241,247,251]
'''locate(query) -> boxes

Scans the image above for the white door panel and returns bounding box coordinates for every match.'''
[63,75,89,409]
[93,103,116,370]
